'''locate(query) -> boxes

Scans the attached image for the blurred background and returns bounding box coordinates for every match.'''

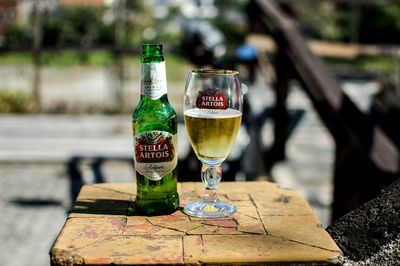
[0,0,399,265]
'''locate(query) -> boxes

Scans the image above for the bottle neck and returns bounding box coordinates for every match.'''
[140,60,168,100]
[140,94,169,104]
[140,43,168,100]
[141,43,164,63]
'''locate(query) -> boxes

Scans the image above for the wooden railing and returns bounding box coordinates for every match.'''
[247,34,400,59]
[251,0,399,220]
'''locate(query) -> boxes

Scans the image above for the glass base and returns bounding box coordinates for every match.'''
[183,199,237,218]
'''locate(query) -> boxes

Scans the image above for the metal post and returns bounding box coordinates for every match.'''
[114,0,126,110]
[32,0,44,111]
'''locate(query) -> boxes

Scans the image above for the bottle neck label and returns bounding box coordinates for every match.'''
[134,130,177,181]
[141,62,168,100]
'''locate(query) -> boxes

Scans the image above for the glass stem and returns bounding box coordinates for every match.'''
[201,163,222,203]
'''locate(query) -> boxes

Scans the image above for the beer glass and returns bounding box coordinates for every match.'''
[183,69,243,218]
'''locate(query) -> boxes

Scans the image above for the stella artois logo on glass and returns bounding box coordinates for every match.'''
[196,88,228,109]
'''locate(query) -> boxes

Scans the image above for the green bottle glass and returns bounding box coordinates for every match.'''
[132,43,179,215]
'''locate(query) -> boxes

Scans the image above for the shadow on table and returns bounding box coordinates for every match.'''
[70,198,134,216]
[70,198,183,216]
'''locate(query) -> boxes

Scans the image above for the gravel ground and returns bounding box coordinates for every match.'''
[0,163,69,266]
[340,237,400,266]
[328,178,400,266]
[0,161,134,266]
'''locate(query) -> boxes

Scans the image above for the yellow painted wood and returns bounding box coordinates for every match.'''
[50,182,342,265]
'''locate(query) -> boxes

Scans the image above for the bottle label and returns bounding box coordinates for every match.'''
[196,88,228,109]
[134,130,177,181]
[141,62,168,100]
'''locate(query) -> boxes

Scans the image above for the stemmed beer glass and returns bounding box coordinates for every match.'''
[183,69,243,218]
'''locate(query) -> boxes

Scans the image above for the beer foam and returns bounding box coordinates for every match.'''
[184,108,242,119]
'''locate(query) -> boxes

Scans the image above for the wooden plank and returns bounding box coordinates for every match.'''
[247,34,400,59]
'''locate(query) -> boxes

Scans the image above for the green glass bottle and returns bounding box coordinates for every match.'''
[132,43,179,215]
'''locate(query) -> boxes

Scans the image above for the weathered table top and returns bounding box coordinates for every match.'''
[50,182,342,265]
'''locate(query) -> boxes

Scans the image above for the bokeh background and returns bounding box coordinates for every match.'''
[0,0,399,265]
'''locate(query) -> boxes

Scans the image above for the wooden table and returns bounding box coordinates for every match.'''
[50,182,342,265]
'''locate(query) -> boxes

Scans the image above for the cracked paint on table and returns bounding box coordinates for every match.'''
[50,182,342,265]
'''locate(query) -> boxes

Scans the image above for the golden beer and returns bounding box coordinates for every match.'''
[184,108,242,162]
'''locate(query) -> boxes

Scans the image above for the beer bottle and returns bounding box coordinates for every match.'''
[132,43,179,215]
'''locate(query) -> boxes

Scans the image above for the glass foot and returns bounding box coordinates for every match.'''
[183,199,237,218]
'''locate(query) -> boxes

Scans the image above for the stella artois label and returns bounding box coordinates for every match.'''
[134,130,177,181]
[141,62,168,100]
[196,88,228,109]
